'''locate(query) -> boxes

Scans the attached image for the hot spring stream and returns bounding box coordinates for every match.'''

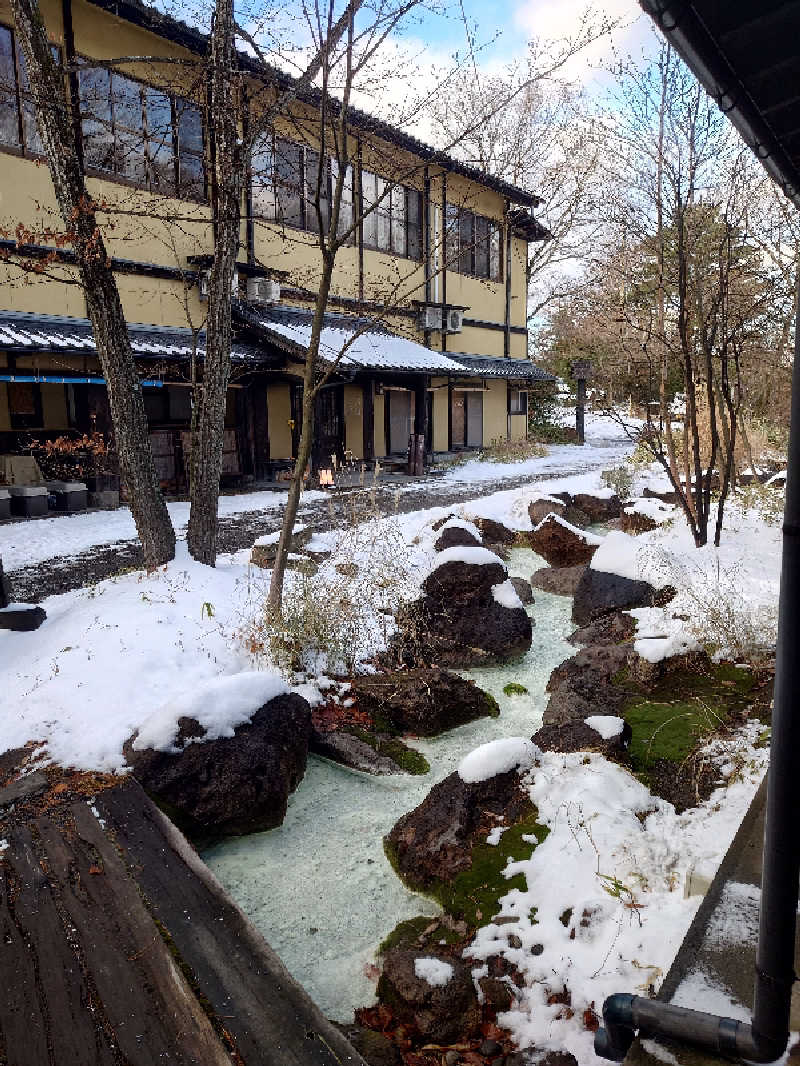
[203,548,576,1021]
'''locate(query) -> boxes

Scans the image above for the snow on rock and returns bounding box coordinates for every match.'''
[624,498,676,522]
[133,670,290,752]
[584,715,625,739]
[414,957,454,987]
[590,529,673,587]
[491,579,525,610]
[533,513,603,544]
[457,737,536,784]
[629,606,701,664]
[439,516,482,540]
[432,545,507,570]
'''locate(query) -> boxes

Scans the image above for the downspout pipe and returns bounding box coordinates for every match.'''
[595,281,800,1062]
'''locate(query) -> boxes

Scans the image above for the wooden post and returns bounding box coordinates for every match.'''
[249,381,270,478]
[570,359,592,445]
[362,378,375,463]
[413,375,428,474]
[447,376,453,451]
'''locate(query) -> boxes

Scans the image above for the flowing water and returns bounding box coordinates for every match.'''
[203,548,576,1021]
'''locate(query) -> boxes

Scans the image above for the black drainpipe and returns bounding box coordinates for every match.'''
[596,283,800,1062]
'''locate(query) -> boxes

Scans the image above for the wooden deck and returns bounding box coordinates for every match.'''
[0,763,365,1066]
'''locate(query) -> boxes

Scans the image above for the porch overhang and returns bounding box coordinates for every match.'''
[448,354,555,382]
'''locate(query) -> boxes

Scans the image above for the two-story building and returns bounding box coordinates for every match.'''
[0,0,553,490]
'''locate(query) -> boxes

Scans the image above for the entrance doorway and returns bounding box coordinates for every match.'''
[387,390,413,454]
[313,385,344,469]
[451,390,483,448]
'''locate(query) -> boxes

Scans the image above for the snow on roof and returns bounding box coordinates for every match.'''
[251,312,468,374]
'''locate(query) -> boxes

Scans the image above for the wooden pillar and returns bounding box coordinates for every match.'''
[447,376,453,451]
[362,378,375,463]
[234,387,253,475]
[250,381,270,476]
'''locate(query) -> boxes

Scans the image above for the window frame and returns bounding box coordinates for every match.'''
[360,167,422,260]
[509,388,528,416]
[7,379,43,430]
[0,22,61,158]
[77,58,206,202]
[444,202,504,282]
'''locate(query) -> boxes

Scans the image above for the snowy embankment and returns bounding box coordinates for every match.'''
[0,443,782,1062]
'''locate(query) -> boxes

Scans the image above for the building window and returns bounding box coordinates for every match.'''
[362,169,422,259]
[0,25,59,155]
[509,389,528,415]
[7,380,43,429]
[444,203,503,281]
[252,133,353,241]
[78,63,205,199]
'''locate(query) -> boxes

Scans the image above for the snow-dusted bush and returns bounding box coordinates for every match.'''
[601,463,635,501]
[735,480,784,528]
[478,437,547,463]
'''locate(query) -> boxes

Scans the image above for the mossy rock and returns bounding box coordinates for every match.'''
[503,682,529,696]
[349,728,430,775]
[378,915,463,954]
[386,812,549,929]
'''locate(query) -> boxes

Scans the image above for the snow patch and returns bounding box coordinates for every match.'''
[534,512,603,545]
[584,715,625,739]
[133,670,290,752]
[432,545,506,569]
[458,737,536,784]
[414,957,454,987]
[492,580,524,610]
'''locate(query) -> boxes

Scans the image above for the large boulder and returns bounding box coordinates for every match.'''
[546,644,633,695]
[530,565,587,597]
[377,949,480,1043]
[528,497,567,525]
[567,610,637,647]
[473,516,516,546]
[572,567,658,627]
[434,521,482,552]
[572,493,622,523]
[398,549,532,666]
[528,515,599,567]
[510,576,535,606]
[620,508,658,535]
[532,717,632,761]
[124,692,311,839]
[385,768,532,890]
[542,645,631,728]
[349,668,499,736]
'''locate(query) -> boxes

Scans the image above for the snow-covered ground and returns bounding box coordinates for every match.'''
[0,410,635,572]
[0,442,783,1063]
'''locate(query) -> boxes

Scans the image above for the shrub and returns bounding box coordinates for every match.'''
[601,465,635,501]
[735,480,784,527]
[478,438,547,463]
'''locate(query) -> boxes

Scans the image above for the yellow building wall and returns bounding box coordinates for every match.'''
[343,384,363,460]
[483,379,507,444]
[267,384,293,458]
[509,412,527,441]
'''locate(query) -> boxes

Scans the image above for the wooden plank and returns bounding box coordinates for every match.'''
[35,806,233,1066]
[0,858,51,1066]
[3,827,117,1066]
[99,782,367,1066]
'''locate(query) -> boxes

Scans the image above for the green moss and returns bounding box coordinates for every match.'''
[386,814,549,930]
[618,662,760,780]
[349,727,430,775]
[378,915,462,954]
[484,691,502,717]
[503,682,529,697]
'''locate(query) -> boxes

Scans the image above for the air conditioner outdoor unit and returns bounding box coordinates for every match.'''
[247,276,281,306]
[444,308,464,333]
[417,305,443,331]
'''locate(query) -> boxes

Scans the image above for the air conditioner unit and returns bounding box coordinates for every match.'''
[444,308,464,333]
[197,269,242,301]
[417,305,443,331]
[247,276,281,306]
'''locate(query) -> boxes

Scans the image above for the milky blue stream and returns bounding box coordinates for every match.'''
[202,549,576,1021]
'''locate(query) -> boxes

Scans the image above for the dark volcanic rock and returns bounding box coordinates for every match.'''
[350,668,498,736]
[546,644,632,695]
[474,516,516,545]
[0,605,47,631]
[572,567,658,626]
[510,576,535,605]
[434,523,482,552]
[533,718,632,761]
[528,497,566,525]
[530,564,587,597]
[573,493,622,522]
[399,554,533,666]
[386,769,532,889]
[568,610,637,646]
[377,949,480,1043]
[620,509,658,535]
[124,692,311,838]
[643,486,679,505]
[542,645,631,728]
[528,516,598,567]
[309,727,404,774]
[563,505,591,528]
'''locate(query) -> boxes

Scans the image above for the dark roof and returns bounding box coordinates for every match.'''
[0,310,278,366]
[446,353,555,381]
[509,209,551,242]
[640,0,800,207]
[87,0,541,209]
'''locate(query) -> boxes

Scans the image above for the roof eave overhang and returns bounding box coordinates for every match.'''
[639,0,800,208]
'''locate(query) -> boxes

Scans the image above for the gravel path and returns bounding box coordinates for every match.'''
[8,450,623,602]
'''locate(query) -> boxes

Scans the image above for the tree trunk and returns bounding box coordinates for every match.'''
[10,0,175,567]
[186,0,243,564]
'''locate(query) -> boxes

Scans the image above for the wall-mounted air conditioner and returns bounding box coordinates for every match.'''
[444,308,464,334]
[417,305,443,331]
[247,276,281,306]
